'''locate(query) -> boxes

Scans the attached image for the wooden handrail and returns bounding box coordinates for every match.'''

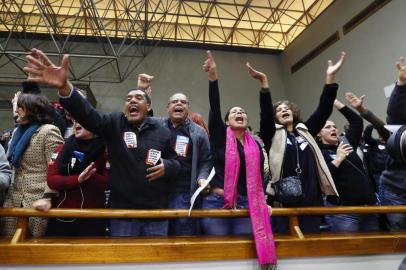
[1,206,406,264]
[1,205,406,218]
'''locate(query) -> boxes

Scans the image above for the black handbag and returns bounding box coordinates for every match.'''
[272,137,303,205]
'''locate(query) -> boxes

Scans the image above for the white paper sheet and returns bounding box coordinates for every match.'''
[188,167,215,216]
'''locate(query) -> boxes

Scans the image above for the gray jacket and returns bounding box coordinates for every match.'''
[156,117,212,194]
[0,144,12,205]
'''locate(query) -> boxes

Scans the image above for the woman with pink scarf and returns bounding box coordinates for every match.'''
[200,51,277,269]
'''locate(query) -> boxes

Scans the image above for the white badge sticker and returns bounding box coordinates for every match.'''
[378,144,386,150]
[286,137,293,145]
[51,152,59,160]
[296,136,305,144]
[124,132,137,148]
[329,154,337,160]
[175,135,190,157]
[146,149,161,166]
[71,157,77,168]
[299,142,308,151]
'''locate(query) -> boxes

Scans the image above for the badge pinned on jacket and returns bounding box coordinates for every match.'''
[146,149,161,166]
[124,132,137,148]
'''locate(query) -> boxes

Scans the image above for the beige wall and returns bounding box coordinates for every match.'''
[1,0,406,135]
[0,47,285,133]
[281,0,406,131]
[90,47,286,133]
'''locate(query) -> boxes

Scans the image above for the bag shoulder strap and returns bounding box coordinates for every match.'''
[280,134,302,178]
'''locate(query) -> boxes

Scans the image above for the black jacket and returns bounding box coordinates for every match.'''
[321,106,376,205]
[261,83,338,206]
[361,124,388,187]
[60,89,180,209]
[382,83,406,194]
[208,80,265,194]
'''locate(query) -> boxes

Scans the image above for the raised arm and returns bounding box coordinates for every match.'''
[326,51,346,84]
[387,56,406,124]
[362,124,378,148]
[246,62,275,153]
[345,92,390,141]
[23,48,114,136]
[137,73,154,91]
[137,73,154,99]
[334,99,363,147]
[305,52,345,136]
[203,51,226,144]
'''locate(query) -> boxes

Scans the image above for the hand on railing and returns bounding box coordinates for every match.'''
[32,198,52,212]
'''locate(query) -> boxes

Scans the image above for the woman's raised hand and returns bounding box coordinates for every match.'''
[326,51,346,84]
[202,50,218,81]
[345,92,366,113]
[246,62,269,88]
[396,56,406,86]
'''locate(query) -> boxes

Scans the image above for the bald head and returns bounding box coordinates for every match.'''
[168,93,189,105]
[167,93,190,126]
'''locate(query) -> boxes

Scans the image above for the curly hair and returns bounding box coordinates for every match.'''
[273,100,302,127]
[17,93,54,125]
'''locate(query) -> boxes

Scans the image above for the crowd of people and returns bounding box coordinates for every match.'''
[0,48,405,268]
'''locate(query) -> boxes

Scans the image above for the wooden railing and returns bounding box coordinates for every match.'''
[1,206,406,264]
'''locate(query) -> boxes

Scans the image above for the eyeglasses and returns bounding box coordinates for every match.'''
[169,99,188,105]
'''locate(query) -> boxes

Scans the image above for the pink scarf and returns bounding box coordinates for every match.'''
[224,127,277,267]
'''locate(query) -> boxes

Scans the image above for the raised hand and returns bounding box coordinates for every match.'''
[246,62,269,88]
[202,50,217,81]
[12,91,21,117]
[23,48,70,94]
[11,91,20,104]
[396,56,406,86]
[138,73,154,91]
[78,162,97,183]
[345,92,366,113]
[326,51,346,84]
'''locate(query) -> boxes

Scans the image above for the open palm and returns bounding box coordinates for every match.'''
[246,62,266,81]
[326,51,346,76]
[345,92,365,109]
[24,48,69,89]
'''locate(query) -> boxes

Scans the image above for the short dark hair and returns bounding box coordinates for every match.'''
[17,93,54,124]
[127,89,151,104]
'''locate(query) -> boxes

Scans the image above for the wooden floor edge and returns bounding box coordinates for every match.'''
[0,234,405,264]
